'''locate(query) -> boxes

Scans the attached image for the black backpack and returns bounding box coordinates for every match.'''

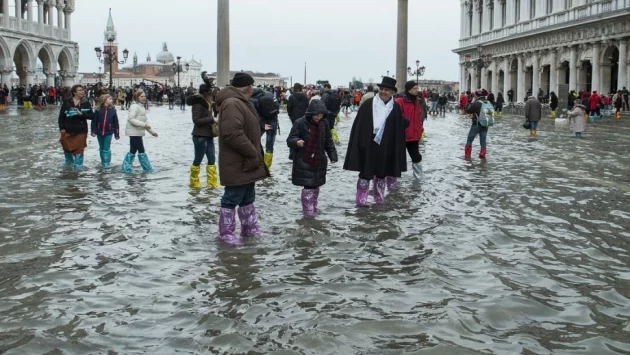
[257,93,279,119]
[325,91,341,113]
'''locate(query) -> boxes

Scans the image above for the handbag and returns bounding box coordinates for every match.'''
[211,123,219,138]
[522,119,531,130]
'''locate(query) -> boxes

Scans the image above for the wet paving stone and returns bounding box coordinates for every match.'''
[0,104,629,354]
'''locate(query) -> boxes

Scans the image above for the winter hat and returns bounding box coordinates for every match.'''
[404,80,417,92]
[306,99,329,116]
[231,72,255,88]
[481,88,488,97]
[293,83,303,91]
[574,99,582,106]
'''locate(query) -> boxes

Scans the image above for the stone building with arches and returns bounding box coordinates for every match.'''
[0,0,78,87]
[454,0,630,105]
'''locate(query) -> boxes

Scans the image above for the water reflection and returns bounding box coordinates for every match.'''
[0,107,628,354]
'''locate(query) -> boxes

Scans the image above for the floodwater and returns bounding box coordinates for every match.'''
[1,104,629,355]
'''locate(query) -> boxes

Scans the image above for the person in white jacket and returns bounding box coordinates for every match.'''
[121,91,158,173]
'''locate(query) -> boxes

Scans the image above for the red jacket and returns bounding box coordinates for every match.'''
[589,93,601,110]
[396,95,423,142]
[460,93,469,107]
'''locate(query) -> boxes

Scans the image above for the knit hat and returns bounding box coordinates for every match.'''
[231,72,255,88]
[404,80,418,92]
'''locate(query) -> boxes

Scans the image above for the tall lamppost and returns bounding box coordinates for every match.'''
[94,66,105,84]
[407,59,426,85]
[171,56,189,89]
[94,36,129,93]
[464,46,492,89]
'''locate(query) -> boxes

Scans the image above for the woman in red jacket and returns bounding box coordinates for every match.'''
[459,92,469,114]
[389,81,424,188]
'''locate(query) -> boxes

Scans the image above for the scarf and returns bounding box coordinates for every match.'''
[303,118,321,167]
[372,94,394,145]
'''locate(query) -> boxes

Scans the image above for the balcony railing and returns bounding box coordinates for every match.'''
[458,0,628,49]
[1,15,70,41]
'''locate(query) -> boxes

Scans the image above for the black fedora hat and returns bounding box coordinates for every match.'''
[377,76,397,92]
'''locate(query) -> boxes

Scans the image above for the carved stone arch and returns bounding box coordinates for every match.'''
[600,43,618,64]
[558,48,571,64]
[36,43,56,72]
[539,52,551,67]
[578,46,593,62]
[57,46,74,72]
[12,39,35,70]
[0,36,11,68]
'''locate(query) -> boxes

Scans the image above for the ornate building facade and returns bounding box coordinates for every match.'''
[454,0,629,104]
[79,10,203,89]
[0,0,77,86]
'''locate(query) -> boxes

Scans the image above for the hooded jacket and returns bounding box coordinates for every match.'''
[395,94,423,142]
[187,94,215,137]
[91,106,120,137]
[215,87,269,186]
[287,100,338,187]
[250,88,279,130]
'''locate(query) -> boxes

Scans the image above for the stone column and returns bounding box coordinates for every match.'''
[25,69,36,85]
[504,57,512,95]
[26,0,33,21]
[618,39,627,92]
[62,73,75,86]
[47,0,55,26]
[460,64,466,92]
[460,2,466,38]
[518,56,526,100]
[46,73,55,86]
[472,3,480,35]
[569,45,577,91]
[37,0,44,23]
[532,52,540,95]
[395,0,408,93]
[2,0,9,27]
[57,1,64,29]
[1,70,12,86]
[15,0,22,29]
[481,67,488,89]
[549,49,558,94]
[492,61,500,94]
[64,8,72,34]
[592,42,601,93]
[471,68,478,90]
[216,0,230,88]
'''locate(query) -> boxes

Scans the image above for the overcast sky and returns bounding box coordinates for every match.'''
[72,0,460,87]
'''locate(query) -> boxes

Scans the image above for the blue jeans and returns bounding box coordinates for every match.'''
[192,136,216,166]
[97,134,113,151]
[530,120,538,130]
[466,124,488,148]
[221,182,256,209]
[264,120,278,153]
[430,101,438,112]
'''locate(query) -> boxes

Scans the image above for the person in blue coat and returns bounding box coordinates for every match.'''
[91,94,120,167]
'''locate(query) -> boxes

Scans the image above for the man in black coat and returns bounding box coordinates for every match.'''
[287,83,309,124]
[343,76,408,207]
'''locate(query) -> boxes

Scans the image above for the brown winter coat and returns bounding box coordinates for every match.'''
[215,86,269,186]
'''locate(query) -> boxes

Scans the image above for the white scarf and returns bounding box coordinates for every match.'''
[372,94,394,145]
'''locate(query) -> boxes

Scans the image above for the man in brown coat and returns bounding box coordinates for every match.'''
[215,72,269,245]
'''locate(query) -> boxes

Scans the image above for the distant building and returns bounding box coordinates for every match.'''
[78,10,202,89]
[205,71,288,88]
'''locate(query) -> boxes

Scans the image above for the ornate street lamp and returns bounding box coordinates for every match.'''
[94,36,129,93]
[171,56,190,89]
[408,59,426,85]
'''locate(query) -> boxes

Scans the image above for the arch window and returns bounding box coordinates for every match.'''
[501,0,506,26]
[547,0,553,14]
[515,0,521,21]
[530,0,536,18]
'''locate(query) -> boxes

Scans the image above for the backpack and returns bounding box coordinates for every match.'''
[325,91,341,113]
[477,100,495,127]
[257,93,279,119]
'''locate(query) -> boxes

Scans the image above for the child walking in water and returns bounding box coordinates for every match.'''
[287,100,338,216]
[91,94,120,168]
[121,91,158,173]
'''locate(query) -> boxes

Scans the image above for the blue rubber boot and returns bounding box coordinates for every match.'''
[73,154,84,170]
[63,153,74,167]
[121,152,135,173]
[137,153,153,172]
[102,150,111,168]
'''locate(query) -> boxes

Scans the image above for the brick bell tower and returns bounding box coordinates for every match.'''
[104,8,120,73]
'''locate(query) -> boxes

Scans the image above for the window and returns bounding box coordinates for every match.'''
[515,0,521,21]
[468,4,473,35]
[547,0,553,14]
[565,0,572,9]
[479,0,484,32]
[501,0,507,26]
[490,6,494,29]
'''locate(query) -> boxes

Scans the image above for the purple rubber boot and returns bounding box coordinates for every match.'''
[314,187,321,213]
[373,177,387,204]
[218,208,243,246]
[386,177,398,191]
[301,188,317,217]
[238,203,263,237]
[356,178,370,207]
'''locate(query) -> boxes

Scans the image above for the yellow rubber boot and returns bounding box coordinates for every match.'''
[551,110,556,119]
[335,114,341,125]
[190,165,201,188]
[264,152,273,171]
[331,129,340,145]
[206,165,221,188]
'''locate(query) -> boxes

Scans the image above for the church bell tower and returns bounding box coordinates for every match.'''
[103,8,120,73]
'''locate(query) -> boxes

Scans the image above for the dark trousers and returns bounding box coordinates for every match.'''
[264,121,278,153]
[406,141,422,163]
[129,136,145,154]
[221,183,256,209]
[624,96,629,111]
[466,125,488,148]
[192,136,216,165]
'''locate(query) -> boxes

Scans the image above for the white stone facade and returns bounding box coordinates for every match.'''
[0,0,78,86]
[454,0,630,103]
